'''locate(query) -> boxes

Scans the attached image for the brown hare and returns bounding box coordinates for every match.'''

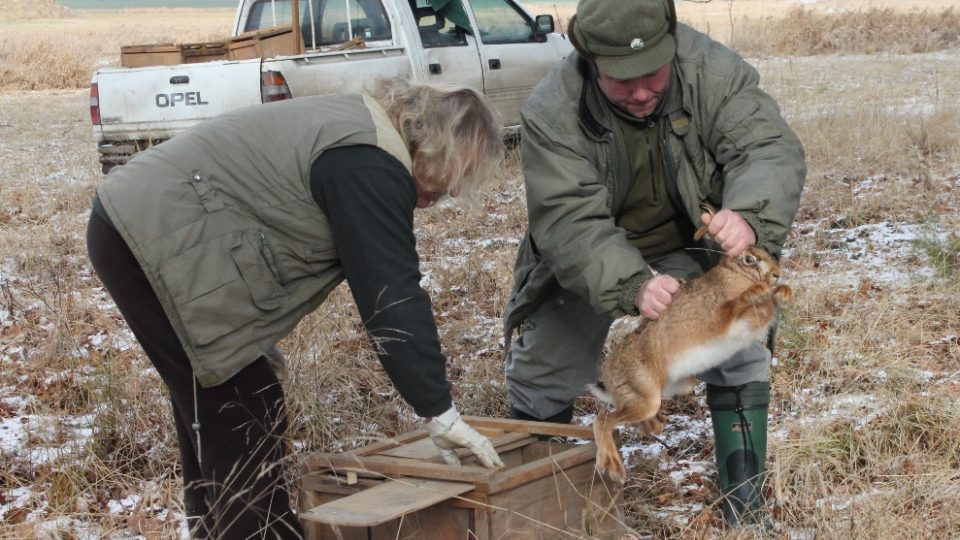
[591,217,792,483]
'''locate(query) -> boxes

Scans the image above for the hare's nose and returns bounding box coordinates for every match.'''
[768,271,780,285]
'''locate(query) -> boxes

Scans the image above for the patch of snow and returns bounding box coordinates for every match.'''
[668,460,709,485]
[787,220,943,286]
[0,485,33,517]
[107,494,140,515]
[653,503,705,526]
[788,528,817,540]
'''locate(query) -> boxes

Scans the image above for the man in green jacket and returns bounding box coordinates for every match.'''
[503,0,805,526]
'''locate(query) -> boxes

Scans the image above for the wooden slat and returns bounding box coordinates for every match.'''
[463,416,597,440]
[302,453,496,485]
[290,0,302,54]
[490,434,539,458]
[378,436,446,460]
[378,431,531,460]
[487,443,599,494]
[120,45,182,68]
[300,478,473,527]
[300,431,432,477]
[351,430,431,456]
[120,43,178,53]
[300,472,381,493]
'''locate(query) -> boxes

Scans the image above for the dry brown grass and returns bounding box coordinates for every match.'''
[732,7,960,57]
[526,2,960,58]
[0,0,71,23]
[2,5,960,539]
[0,8,232,91]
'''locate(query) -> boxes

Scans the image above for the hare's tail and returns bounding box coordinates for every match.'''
[587,381,614,405]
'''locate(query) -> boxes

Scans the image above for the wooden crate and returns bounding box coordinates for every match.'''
[180,41,229,64]
[120,44,182,68]
[117,25,302,68]
[298,417,625,539]
[227,25,302,60]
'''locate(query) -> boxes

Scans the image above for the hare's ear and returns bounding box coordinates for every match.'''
[693,203,719,242]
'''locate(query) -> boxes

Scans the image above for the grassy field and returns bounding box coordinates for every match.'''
[2,1,959,538]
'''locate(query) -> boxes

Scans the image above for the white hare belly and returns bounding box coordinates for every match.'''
[664,319,770,396]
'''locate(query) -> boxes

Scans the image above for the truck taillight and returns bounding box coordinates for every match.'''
[89,83,101,125]
[261,71,292,103]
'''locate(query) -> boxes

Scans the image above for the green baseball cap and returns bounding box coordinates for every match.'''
[573,0,677,80]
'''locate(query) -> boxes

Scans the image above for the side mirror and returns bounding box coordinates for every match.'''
[534,14,554,36]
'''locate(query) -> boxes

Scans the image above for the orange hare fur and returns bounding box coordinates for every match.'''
[590,243,791,483]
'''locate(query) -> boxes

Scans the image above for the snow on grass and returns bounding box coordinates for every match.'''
[786,220,942,286]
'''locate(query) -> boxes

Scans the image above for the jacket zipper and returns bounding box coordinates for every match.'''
[258,232,284,284]
[645,121,660,204]
[658,117,684,216]
[607,131,622,210]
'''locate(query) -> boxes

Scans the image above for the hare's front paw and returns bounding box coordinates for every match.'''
[741,282,773,305]
[773,284,793,306]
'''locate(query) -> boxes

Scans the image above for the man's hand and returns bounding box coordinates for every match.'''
[635,274,681,320]
[425,407,505,468]
[701,209,756,256]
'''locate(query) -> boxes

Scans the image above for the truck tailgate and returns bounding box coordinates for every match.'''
[94,59,263,141]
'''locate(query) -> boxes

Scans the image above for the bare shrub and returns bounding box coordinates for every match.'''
[732,7,960,57]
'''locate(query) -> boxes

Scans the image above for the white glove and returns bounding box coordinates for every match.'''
[425,407,505,469]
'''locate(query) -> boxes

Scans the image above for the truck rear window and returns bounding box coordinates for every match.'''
[245,0,393,49]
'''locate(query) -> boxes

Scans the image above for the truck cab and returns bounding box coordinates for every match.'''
[235,0,571,128]
[90,0,572,172]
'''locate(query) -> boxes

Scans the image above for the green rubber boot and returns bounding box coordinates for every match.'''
[707,382,771,527]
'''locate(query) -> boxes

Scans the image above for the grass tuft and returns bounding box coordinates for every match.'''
[913,227,960,278]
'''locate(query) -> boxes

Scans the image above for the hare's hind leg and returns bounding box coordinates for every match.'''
[593,409,625,483]
[593,395,662,483]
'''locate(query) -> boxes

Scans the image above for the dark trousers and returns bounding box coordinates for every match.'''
[86,211,303,539]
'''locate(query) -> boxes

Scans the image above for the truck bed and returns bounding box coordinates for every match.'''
[120,24,303,68]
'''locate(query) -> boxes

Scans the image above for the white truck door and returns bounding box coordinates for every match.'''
[403,0,484,95]
[465,0,571,128]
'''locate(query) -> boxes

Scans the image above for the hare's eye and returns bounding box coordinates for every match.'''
[744,255,757,265]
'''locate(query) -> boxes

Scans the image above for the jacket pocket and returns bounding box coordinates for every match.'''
[230,231,287,310]
[159,230,288,346]
[504,235,556,334]
[719,101,783,151]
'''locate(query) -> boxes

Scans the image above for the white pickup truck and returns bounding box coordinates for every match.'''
[89,0,572,173]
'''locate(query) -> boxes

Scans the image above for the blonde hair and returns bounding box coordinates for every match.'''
[372,78,504,201]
